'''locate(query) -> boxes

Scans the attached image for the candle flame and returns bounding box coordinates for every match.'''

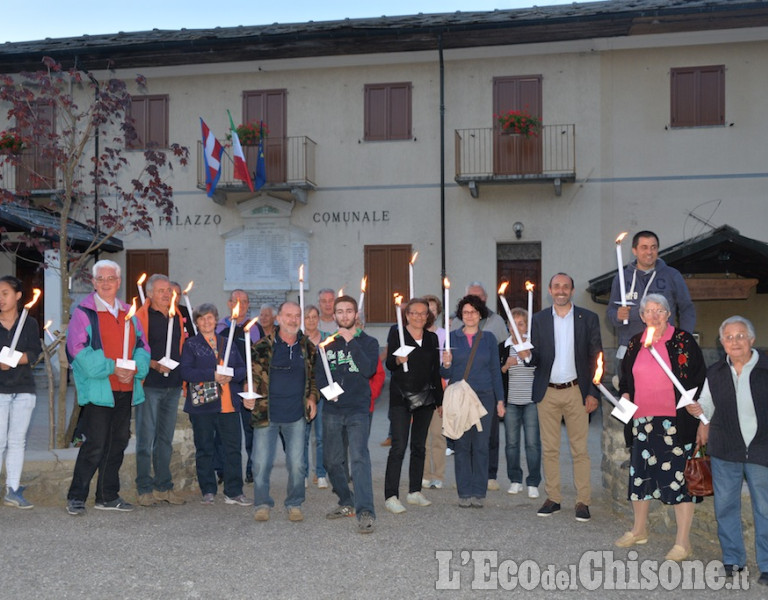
[337,288,343,298]
[125,297,138,321]
[525,281,535,292]
[44,320,52,331]
[410,251,418,265]
[232,299,241,320]
[360,276,367,292]
[319,332,338,349]
[643,327,655,348]
[169,290,177,318]
[137,273,147,285]
[394,293,403,306]
[182,280,194,295]
[593,352,604,385]
[244,316,259,332]
[615,232,628,244]
[299,264,304,282]
[443,277,450,289]
[498,282,509,295]
[24,288,42,310]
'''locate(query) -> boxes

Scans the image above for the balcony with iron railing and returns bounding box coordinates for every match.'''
[454,124,576,197]
[197,136,317,204]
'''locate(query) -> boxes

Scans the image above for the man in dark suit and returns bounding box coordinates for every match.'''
[524,273,602,523]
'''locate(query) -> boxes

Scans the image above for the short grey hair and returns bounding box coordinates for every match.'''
[719,315,756,341]
[466,281,486,295]
[193,303,218,322]
[145,273,169,295]
[318,288,335,297]
[260,304,276,315]
[639,293,671,315]
[92,259,121,278]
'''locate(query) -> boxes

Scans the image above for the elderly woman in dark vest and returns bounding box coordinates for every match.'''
[688,316,768,585]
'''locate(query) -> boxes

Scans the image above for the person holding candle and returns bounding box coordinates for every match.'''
[134,274,186,507]
[303,304,329,489]
[422,294,447,489]
[607,231,696,361]
[687,316,768,584]
[66,260,150,516]
[316,295,379,533]
[616,293,706,560]
[384,298,443,514]
[499,307,540,499]
[441,294,505,508]
[181,303,249,506]
[243,301,318,522]
[0,276,42,509]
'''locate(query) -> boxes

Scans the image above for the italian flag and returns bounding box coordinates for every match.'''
[228,110,254,192]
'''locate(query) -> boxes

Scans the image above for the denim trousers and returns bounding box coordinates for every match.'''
[134,386,181,494]
[304,397,326,478]
[189,411,243,498]
[252,417,307,508]
[712,456,768,572]
[504,402,542,487]
[384,403,432,499]
[68,392,132,503]
[0,392,36,490]
[323,410,375,518]
[453,390,494,499]
[240,406,254,477]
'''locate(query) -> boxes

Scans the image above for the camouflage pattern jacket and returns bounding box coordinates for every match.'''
[250,328,318,428]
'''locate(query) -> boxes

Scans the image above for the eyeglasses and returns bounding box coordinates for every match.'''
[94,276,119,284]
[462,309,479,317]
[642,309,668,316]
[722,333,750,343]
[407,311,428,318]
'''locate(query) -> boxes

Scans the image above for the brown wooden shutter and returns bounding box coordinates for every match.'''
[699,66,725,126]
[243,89,287,183]
[147,96,169,148]
[364,85,388,141]
[127,97,147,149]
[364,244,411,323]
[671,65,724,127]
[17,102,55,190]
[388,83,412,139]
[364,83,411,141]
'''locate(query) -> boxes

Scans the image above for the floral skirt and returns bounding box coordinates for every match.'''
[628,416,700,505]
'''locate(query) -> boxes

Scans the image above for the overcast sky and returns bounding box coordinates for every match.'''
[2,0,573,43]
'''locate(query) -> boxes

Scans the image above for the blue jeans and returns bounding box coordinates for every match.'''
[323,410,375,518]
[240,406,254,478]
[453,390,494,499]
[252,417,306,508]
[304,397,326,478]
[504,403,541,487]
[0,392,36,490]
[135,386,181,494]
[712,456,768,572]
[189,412,243,498]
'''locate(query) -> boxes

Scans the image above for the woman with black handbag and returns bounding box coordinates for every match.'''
[384,298,443,514]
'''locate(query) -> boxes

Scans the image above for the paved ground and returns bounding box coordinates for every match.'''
[3,382,764,598]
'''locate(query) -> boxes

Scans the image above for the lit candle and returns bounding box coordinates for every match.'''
[221,300,240,370]
[43,320,56,343]
[643,328,709,424]
[137,273,147,305]
[337,287,343,298]
[358,276,367,323]
[242,316,259,395]
[160,290,179,377]
[525,281,535,340]
[497,282,523,346]
[182,280,197,335]
[443,277,450,353]
[615,232,629,325]
[394,294,409,373]
[318,333,343,401]
[122,298,138,362]
[409,252,418,299]
[592,352,637,424]
[4,289,41,360]
[299,264,305,333]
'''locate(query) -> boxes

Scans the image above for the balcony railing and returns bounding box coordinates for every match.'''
[197,136,317,203]
[455,124,575,196]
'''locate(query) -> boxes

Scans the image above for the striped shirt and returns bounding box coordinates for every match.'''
[505,342,535,405]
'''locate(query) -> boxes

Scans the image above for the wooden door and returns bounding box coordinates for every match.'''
[497,258,541,317]
[364,244,411,323]
[493,76,542,175]
[125,249,169,304]
[243,90,287,184]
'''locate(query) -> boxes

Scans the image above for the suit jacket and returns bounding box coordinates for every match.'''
[529,305,602,404]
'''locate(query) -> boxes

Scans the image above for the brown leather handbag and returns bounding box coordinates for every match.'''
[684,444,714,497]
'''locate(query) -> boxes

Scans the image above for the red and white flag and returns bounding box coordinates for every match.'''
[227,110,254,192]
[200,118,223,197]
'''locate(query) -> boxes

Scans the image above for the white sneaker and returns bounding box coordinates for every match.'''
[422,478,431,488]
[406,491,432,506]
[487,479,500,491]
[528,486,540,499]
[445,448,454,456]
[317,477,329,489]
[385,496,406,514]
[429,479,443,489]
[507,482,523,495]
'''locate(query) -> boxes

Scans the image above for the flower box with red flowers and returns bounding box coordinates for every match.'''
[0,131,24,155]
[227,121,269,146]
[496,111,542,138]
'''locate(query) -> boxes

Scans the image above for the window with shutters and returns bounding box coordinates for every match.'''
[127,95,169,149]
[363,244,411,323]
[670,65,725,128]
[364,83,412,141]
